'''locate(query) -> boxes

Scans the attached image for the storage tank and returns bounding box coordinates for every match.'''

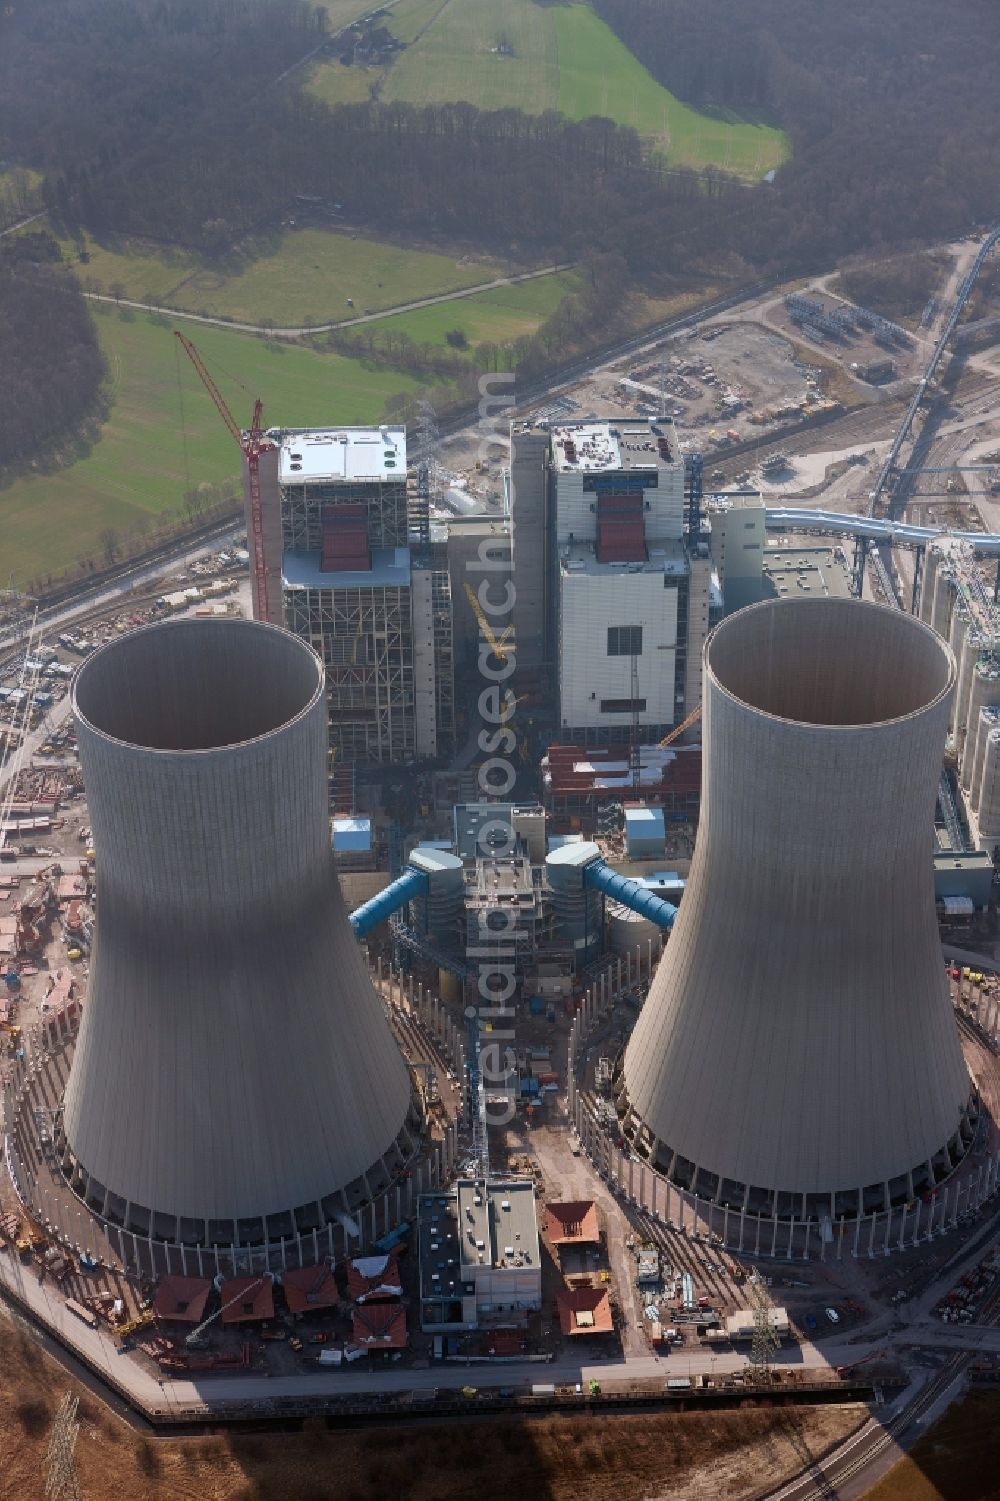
[408,847,465,946]
[918,542,943,625]
[60,618,417,1247]
[616,597,974,1222]
[606,898,661,958]
[930,565,956,641]
[977,718,1000,847]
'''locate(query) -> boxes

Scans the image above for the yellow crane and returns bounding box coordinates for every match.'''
[463,582,514,664]
[657,703,702,749]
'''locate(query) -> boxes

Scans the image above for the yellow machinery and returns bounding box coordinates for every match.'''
[463,583,514,664]
[657,703,702,749]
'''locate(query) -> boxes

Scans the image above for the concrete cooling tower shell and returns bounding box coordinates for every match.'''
[617,597,975,1220]
[61,618,415,1246]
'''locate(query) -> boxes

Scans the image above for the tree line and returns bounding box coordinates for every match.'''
[0,234,108,472]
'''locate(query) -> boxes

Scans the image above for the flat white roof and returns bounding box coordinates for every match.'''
[278,426,406,484]
[551,422,621,473]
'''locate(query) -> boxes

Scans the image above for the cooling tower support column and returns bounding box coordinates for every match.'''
[60,619,417,1249]
[617,597,975,1225]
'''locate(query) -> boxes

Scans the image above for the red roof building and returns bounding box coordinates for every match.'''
[555,1286,614,1337]
[543,743,701,823]
[153,1275,212,1324]
[346,1251,402,1303]
[546,1200,600,1247]
[351,1301,408,1349]
[219,1275,275,1324]
[282,1263,340,1314]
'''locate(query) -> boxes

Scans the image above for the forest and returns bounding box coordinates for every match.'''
[0,234,108,472]
[0,0,998,464]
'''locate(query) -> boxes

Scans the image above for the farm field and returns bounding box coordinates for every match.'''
[308,0,787,175]
[56,227,509,328]
[866,1388,1000,1501]
[0,310,422,587]
[373,269,580,349]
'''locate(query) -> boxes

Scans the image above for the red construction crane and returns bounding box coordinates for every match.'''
[174,330,274,623]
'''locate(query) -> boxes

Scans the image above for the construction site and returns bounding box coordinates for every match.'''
[4,233,1000,1501]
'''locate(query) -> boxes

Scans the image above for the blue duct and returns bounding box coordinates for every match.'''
[583,859,677,929]
[349,865,427,938]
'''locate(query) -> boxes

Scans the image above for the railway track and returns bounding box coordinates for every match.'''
[764,1354,968,1500]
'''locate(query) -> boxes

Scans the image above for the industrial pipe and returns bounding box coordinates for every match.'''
[583,859,677,929]
[349,865,427,938]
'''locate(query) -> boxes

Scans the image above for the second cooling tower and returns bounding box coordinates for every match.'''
[617,597,975,1220]
[60,618,416,1247]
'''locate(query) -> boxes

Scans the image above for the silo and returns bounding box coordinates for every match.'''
[408,848,465,946]
[546,843,603,967]
[61,618,416,1247]
[918,543,943,625]
[606,898,661,958]
[977,719,1000,847]
[616,597,973,1222]
[931,566,956,641]
[963,661,1000,795]
[955,628,983,748]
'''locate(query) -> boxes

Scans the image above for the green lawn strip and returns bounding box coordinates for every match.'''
[0,310,423,586]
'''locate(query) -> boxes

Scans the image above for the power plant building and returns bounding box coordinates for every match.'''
[506,419,719,744]
[616,597,975,1221]
[250,426,455,766]
[58,618,420,1248]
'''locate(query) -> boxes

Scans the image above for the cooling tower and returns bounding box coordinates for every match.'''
[61,619,416,1246]
[617,597,975,1220]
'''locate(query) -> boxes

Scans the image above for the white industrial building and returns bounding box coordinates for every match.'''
[550,419,715,742]
[418,1179,541,1332]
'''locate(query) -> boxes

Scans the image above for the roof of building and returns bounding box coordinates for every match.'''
[544,744,701,797]
[282,1264,340,1313]
[219,1276,275,1324]
[417,1193,469,1304]
[278,426,406,485]
[456,1178,540,1275]
[345,1251,403,1304]
[546,1200,600,1245]
[560,538,688,580]
[760,547,853,602]
[153,1275,212,1324]
[555,1286,614,1336]
[282,546,411,591]
[351,1300,408,1348]
[625,806,666,834]
[551,420,678,475]
[332,817,372,853]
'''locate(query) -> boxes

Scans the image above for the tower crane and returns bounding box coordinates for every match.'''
[657,703,702,749]
[174,330,274,624]
[463,582,514,664]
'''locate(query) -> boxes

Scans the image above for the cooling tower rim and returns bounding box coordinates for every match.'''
[705,595,955,731]
[72,616,324,754]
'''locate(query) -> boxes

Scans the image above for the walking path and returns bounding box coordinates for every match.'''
[83,261,574,338]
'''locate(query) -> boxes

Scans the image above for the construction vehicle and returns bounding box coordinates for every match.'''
[115,1308,154,1340]
[463,582,514,665]
[174,331,274,623]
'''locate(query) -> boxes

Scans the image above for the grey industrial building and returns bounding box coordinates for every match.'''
[59,618,420,1247]
[616,597,976,1220]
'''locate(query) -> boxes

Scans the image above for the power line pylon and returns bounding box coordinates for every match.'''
[747,1271,779,1385]
[45,1392,82,1501]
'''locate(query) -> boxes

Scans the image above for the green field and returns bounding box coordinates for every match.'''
[307,0,787,175]
[375,269,579,348]
[0,311,423,587]
[56,227,508,327]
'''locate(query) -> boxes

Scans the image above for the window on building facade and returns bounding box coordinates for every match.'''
[607,625,643,656]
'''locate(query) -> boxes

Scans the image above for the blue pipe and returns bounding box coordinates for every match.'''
[583,859,677,929]
[349,866,427,937]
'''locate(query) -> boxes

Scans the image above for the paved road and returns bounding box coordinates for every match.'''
[85,262,573,338]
